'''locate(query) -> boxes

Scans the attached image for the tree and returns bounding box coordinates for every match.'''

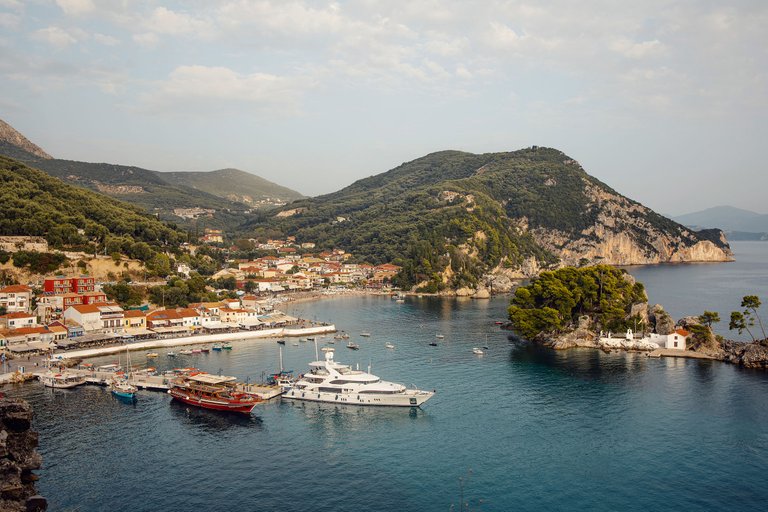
[729,311,755,342]
[740,295,766,341]
[698,311,720,328]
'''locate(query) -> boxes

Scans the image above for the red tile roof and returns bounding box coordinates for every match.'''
[0,285,32,293]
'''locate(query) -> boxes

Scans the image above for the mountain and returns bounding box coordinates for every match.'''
[160,168,304,207]
[674,206,768,234]
[0,119,52,160]
[0,155,184,257]
[0,118,303,232]
[258,147,733,292]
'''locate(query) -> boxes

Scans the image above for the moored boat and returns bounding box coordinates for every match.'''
[360,332,371,337]
[146,352,159,358]
[384,342,395,349]
[168,373,260,414]
[110,379,137,400]
[212,344,222,351]
[38,372,86,389]
[283,349,434,407]
[472,347,484,355]
[347,341,360,350]
[222,343,233,350]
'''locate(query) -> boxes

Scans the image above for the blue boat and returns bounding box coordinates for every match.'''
[212,344,223,351]
[110,380,137,401]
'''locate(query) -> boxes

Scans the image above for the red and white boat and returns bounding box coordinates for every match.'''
[168,373,260,414]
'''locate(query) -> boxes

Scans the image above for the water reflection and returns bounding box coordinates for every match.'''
[168,399,264,432]
[286,399,425,434]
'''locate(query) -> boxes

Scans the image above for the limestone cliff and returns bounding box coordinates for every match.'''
[528,181,733,266]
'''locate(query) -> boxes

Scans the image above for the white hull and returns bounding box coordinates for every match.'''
[39,373,86,389]
[282,388,433,407]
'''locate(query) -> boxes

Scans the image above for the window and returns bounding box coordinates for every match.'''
[674,341,678,348]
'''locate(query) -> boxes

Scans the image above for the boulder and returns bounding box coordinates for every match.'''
[455,287,474,297]
[650,304,675,335]
[473,288,491,299]
[628,302,650,326]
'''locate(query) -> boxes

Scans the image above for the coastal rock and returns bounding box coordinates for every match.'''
[736,342,768,369]
[473,288,490,299]
[650,304,675,335]
[0,398,45,512]
[629,302,649,325]
[455,287,474,297]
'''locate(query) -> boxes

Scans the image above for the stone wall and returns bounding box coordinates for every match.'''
[0,396,46,512]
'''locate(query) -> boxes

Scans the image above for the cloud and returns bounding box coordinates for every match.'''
[611,39,664,59]
[140,65,310,115]
[31,26,84,48]
[93,32,118,46]
[55,0,95,16]
[0,12,20,29]
[132,32,159,47]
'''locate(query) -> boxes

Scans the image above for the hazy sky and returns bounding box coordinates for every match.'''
[1,1,766,215]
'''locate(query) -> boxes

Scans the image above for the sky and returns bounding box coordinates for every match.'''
[1,0,767,215]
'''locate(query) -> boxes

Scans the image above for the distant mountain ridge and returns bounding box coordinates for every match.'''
[0,118,303,231]
[261,147,733,292]
[160,168,304,206]
[674,205,768,233]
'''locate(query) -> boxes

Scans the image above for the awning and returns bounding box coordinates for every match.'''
[8,342,56,353]
[238,318,264,327]
[202,321,235,330]
[125,328,155,336]
[151,326,190,334]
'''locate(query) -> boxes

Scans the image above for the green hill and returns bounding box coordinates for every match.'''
[160,168,304,207]
[0,155,184,258]
[256,147,732,291]
[0,118,303,233]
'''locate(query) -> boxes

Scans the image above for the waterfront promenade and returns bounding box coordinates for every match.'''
[0,324,336,385]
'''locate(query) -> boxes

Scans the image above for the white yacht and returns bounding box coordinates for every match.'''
[283,349,434,407]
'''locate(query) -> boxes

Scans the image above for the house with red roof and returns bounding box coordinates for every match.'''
[0,284,33,313]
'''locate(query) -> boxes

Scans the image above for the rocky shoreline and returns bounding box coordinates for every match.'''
[0,396,46,512]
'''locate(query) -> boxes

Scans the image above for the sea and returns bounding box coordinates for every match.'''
[9,242,768,511]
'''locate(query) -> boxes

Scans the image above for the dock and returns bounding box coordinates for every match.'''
[30,369,284,400]
[647,348,718,360]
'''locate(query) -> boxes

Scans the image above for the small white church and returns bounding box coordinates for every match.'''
[599,328,690,350]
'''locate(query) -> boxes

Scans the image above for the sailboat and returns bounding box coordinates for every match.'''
[111,348,137,401]
[267,346,294,392]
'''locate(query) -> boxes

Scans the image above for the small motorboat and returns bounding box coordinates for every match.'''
[472,347,484,355]
[292,342,300,346]
[222,343,233,350]
[212,344,222,351]
[306,337,316,342]
[384,342,395,349]
[167,351,176,357]
[436,334,445,339]
[347,342,360,350]
[200,347,210,353]
[277,339,286,345]
[429,341,438,347]
[191,349,202,354]
[360,332,371,337]
[179,349,193,355]
[146,352,159,358]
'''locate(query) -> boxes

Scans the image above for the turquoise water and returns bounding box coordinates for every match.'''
[8,242,768,511]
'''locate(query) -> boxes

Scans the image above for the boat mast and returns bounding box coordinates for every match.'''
[279,346,284,372]
[314,338,319,361]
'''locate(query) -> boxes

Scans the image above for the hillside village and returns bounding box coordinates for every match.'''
[0,234,401,357]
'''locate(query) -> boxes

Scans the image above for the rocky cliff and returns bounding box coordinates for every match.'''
[0,120,51,160]
[530,181,734,266]
[0,397,46,512]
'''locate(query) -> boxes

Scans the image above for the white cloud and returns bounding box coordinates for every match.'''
[0,12,20,29]
[31,26,83,48]
[611,39,664,59]
[55,0,95,16]
[143,6,212,36]
[133,32,159,48]
[93,32,118,46]
[141,65,309,115]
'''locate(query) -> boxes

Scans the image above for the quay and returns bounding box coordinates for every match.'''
[647,348,718,360]
[29,368,284,400]
[0,324,335,389]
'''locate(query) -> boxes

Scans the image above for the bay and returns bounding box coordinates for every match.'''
[7,242,768,511]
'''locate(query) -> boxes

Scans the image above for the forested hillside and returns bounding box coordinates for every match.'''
[255,147,732,292]
[0,156,184,262]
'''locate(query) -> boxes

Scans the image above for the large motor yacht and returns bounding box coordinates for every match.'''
[283,349,434,407]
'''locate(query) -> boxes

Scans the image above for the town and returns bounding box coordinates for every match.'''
[0,234,402,361]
